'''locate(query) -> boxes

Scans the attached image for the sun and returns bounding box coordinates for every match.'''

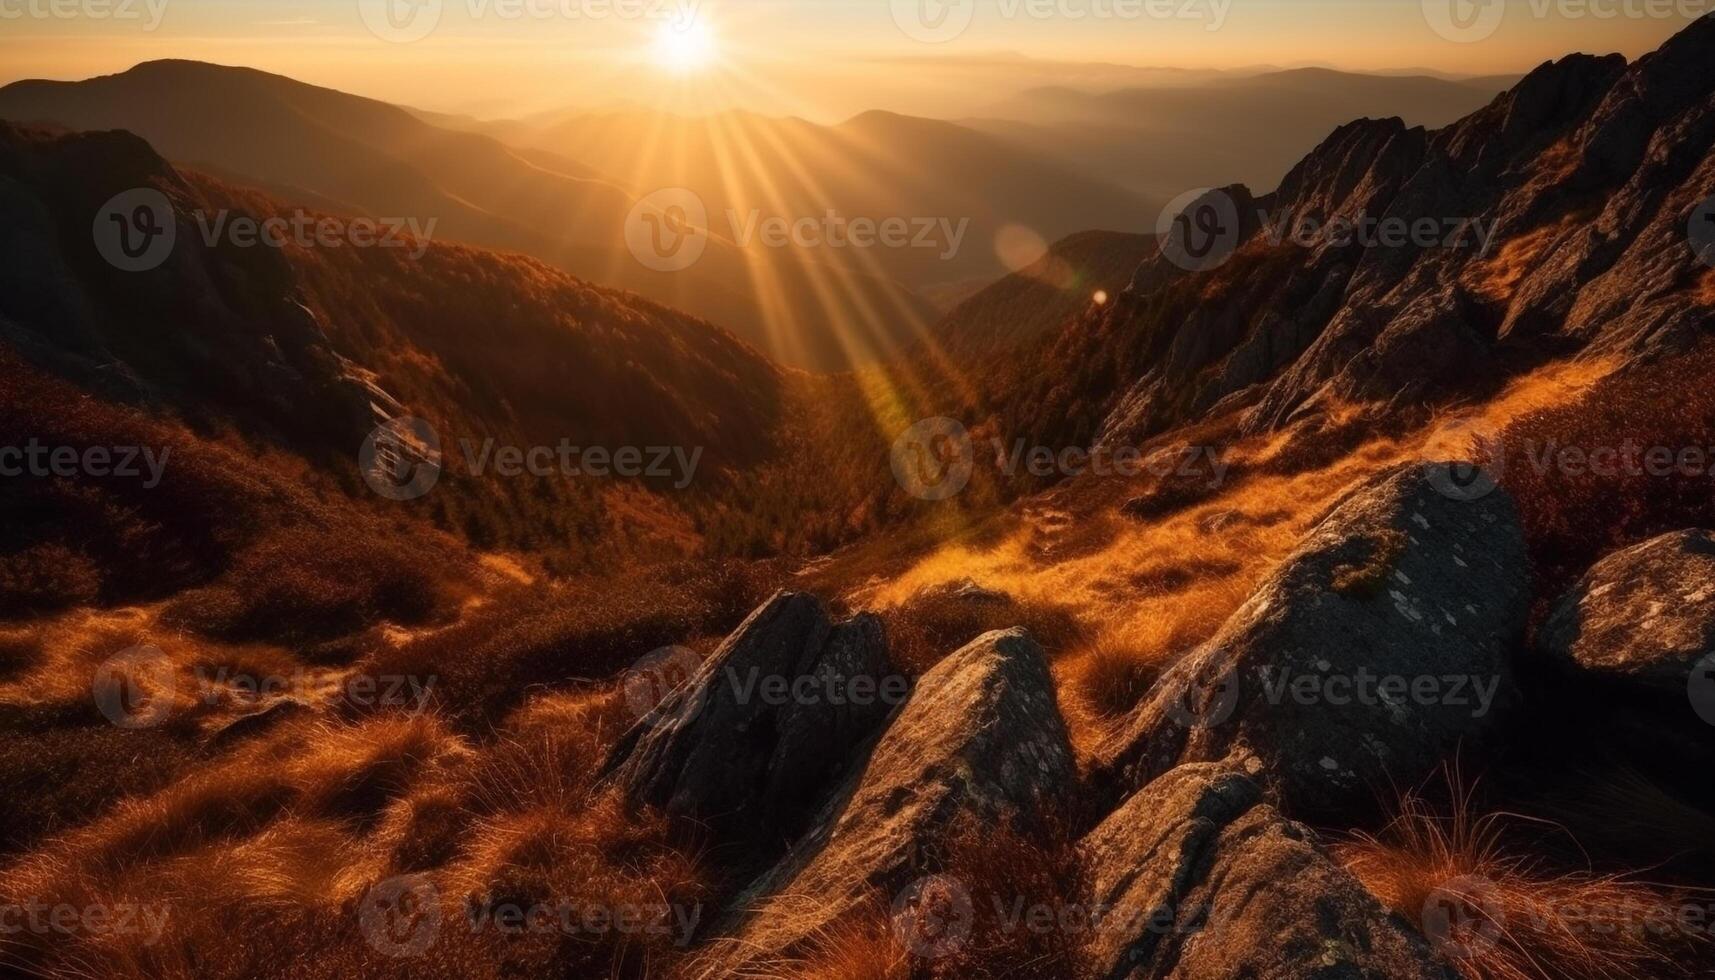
[653,17,718,73]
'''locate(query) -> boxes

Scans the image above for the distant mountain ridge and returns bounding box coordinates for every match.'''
[476,103,1155,293]
[962,66,1510,204]
[0,61,940,371]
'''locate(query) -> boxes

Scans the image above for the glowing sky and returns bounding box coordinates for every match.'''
[0,0,1701,119]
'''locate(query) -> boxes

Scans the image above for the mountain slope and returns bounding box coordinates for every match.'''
[0,120,795,572]
[0,62,939,370]
[930,228,1156,361]
[485,106,1153,292]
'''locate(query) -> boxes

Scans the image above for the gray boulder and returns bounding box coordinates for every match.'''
[602,591,897,845]
[1091,464,1530,817]
[1539,529,1715,693]
[701,628,1077,974]
[1081,759,1456,980]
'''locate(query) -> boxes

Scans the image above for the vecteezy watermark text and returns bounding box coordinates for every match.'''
[889,0,1231,44]
[730,211,970,261]
[1259,666,1502,719]
[0,900,171,944]
[190,666,436,714]
[1423,0,1715,45]
[92,189,438,272]
[0,441,169,488]
[466,896,701,945]
[360,417,705,501]
[459,439,703,488]
[191,210,437,259]
[889,416,1230,501]
[357,875,702,957]
[359,0,702,43]
[0,0,169,29]
[1155,187,1497,274]
[624,187,971,272]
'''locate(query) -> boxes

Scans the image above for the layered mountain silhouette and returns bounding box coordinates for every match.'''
[487,106,1153,291]
[965,67,1509,205]
[0,62,941,370]
[0,61,1516,372]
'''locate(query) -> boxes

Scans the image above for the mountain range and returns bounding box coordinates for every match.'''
[963,67,1510,203]
[0,60,1508,370]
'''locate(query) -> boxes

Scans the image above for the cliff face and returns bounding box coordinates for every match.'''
[990,19,1715,456]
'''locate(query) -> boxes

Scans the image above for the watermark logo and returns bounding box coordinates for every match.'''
[892,874,974,959]
[93,188,176,273]
[360,875,442,957]
[1690,196,1715,269]
[1422,874,1505,960]
[359,0,444,42]
[1157,188,1242,273]
[891,417,976,502]
[1422,0,1505,42]
[1690,653,1715,726]
[623,645,706,727]
[360,417,443,501]
[891,0,976,42]
[1164,660,1240,730]
[93,644,176,729]
[1422,416,1504,502]
[626,187,710,272]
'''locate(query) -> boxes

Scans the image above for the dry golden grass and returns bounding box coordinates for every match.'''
[0,673,714,980]
[1463,214,1587,305]
[1334,770,1710,980]
[0,715,472,976]
[696,901,911,980]
[1067,642,1161,720]
[844,355,1619,760]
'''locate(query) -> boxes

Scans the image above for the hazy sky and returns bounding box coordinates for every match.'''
[0,0,1702,118]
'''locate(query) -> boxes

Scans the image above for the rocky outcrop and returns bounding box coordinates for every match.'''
[1081,759,1455,980]
[0,122,415,457]
[1539,529,1715,693]
[1091,465,1530,818]
[602,591,897,846]
[701,628,1076,974]
[1010,20,1715,458]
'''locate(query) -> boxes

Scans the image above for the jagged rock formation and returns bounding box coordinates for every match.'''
[700,628,1076,975]
[1081,759,1456,979]
[1091,464,1530,818]
[994,18,1715,457]
[602,591,896,846]
[0,122,389,454]
[1539,528,1715,693]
